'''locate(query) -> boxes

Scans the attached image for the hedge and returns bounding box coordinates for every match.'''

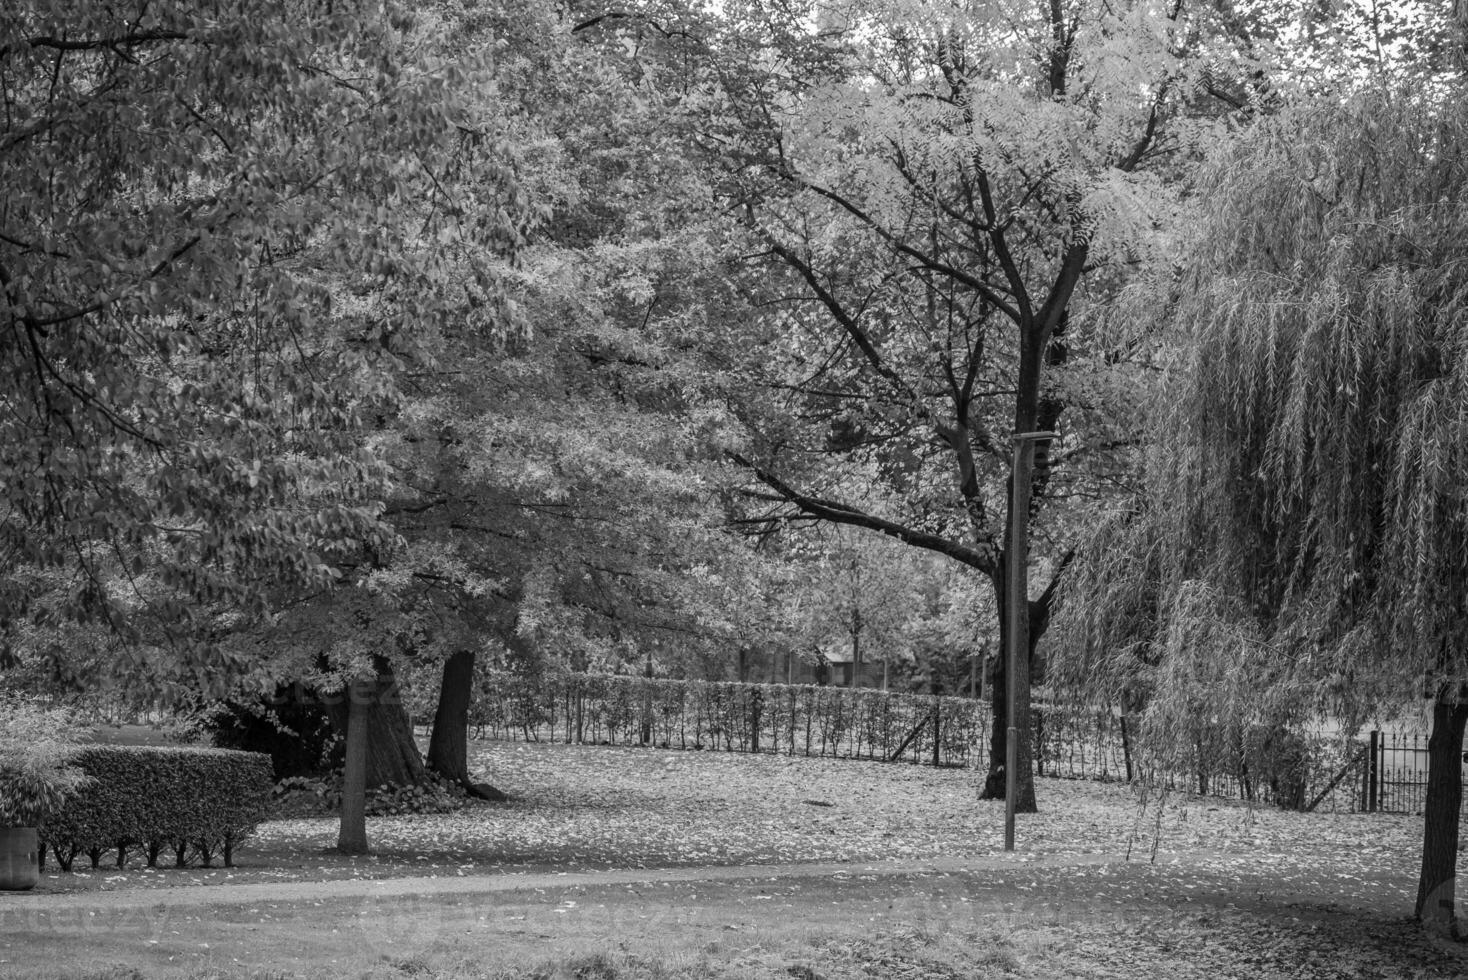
[38,746,273,871]
[455,671,1356,812]
[463,672,987,767]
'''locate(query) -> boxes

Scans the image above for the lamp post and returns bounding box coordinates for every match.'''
[1006,430,1056,852]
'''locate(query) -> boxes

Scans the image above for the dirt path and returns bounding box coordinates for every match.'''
[3,851,1123,912]
[3,847,1459,980]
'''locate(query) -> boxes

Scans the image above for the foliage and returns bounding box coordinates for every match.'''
[1053,81,1468,733]
[38,744,272,869]
[0,0,527,696]
[182,684,343,779]
[273,772,465,818]
[0,692,90,825]
[681,0,1287,803]
[1048,76,1468,926]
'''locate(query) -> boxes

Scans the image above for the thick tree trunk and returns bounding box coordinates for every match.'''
[326,660,426,788]
[1415,696,1468,935]
[978,305,1067,809]
[427,650,509,801]
[427,650,475,782]
[364,664,426,787]
[980,567,1039,811]
[336,676,372,855]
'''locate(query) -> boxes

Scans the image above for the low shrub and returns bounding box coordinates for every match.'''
[39,745,272,871]
[0,694,92,826]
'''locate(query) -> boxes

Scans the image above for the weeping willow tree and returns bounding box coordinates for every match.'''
[1050,82,1468,934]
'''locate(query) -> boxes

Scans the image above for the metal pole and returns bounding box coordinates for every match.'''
[1006,430,1057,852]
[1362,727,1374,809]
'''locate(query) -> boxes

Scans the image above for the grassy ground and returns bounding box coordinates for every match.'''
[2,739,1463,979]
[26,740,1426,891]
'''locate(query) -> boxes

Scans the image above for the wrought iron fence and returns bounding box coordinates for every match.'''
[452,671,1453,813]
[1356,730,1461,816]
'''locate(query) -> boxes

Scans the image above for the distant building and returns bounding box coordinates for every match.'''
[735,643,902,689]
[785,640,890,689]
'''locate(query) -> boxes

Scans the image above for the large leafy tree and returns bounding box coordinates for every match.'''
[0,0,523,682]
[697,0,1263,808]
[279,1,795,802]
[0,0,536,854]
[1054,82,1468,933]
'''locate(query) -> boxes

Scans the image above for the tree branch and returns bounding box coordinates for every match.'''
[782,176,1023,324]
[730,453,997,574]
[17,30,190,55]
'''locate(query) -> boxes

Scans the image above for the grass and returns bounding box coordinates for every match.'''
[4,739,1466,979]
[29,738,1426,893]
[9,908,1465,980]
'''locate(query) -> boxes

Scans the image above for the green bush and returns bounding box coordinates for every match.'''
[39,745,272,871]
[465,671,987,767]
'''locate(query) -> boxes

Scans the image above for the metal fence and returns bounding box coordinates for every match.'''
[1359,730,1456,816]
[464,672,1462,814]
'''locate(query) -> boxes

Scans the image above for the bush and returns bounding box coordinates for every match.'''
[181,685,343,779]
[467,671,986,767]
[39,745,272,871]
[0,694,91,826]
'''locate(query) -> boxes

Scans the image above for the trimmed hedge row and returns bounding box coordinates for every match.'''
[466,672,987,767]
[39,746,273,871]
[457,672,1353,812]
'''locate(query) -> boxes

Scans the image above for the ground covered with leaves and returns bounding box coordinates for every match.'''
[6,740,1463,980]
[34,739,1423,894]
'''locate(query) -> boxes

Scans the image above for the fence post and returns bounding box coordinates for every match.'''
[750,687,762,754]
[932,700,941,767]
[1367,729,1380,813]
[640,680,652,747]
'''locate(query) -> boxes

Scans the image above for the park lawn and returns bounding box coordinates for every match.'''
[28,739,1426,893]
[5,740,1465,979]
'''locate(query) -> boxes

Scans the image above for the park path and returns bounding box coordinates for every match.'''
[0,845,1411,925]
[3,851,1126,912]
[5,845,1456,980]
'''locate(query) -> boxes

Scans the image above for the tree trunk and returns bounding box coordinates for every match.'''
[336,676,372,855]
[326,660,426,788]
[1415,695,1468,935]
[365,664,425,787]
[427,650,510,801]
[979,566,1040,812]
[978,306,1067,809]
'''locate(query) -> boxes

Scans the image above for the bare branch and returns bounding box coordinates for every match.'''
[730,453,998,574]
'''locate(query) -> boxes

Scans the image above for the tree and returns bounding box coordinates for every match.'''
[699,0,1260,807]
[336,0,800,792]
[790,528,922,688]
[0,0,524,678]
[1053,82,1468,933]
[1,0,535,853]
